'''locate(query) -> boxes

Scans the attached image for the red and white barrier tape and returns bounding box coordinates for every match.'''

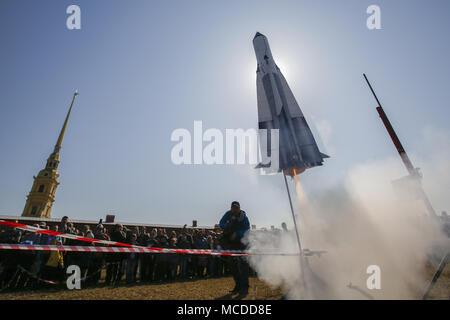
[0,220,304,256]
[0,244,248,256]
[0,220,248,256]
[0,243,305,256]
[1,220,143,248]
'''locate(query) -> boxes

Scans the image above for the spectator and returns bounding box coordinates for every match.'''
[214,237,225,277]
[59,216,70,235]
[125,233,139,284]
[206,235,216,277]
[155,234,169,281]
[41,239,65,283]
[168,237,179,280]
[0,227,22,289]
[146,228,159,282]
[87,224,109,286]
[105,224,126,286]
[83,225,94,239]
[177,234,191,279]
[193,230,208,278]
[138,227,151,282]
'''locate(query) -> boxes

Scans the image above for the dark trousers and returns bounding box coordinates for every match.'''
[155,255,169,281]
[148,255,156,281]
[41,265,64,283]
[229,256,249,290]
[86,253,103,285]
[140,254,154,282]
[126,257,137,284]
[105,260,123,285]
[156,261,169,281]
[14,254,34,289]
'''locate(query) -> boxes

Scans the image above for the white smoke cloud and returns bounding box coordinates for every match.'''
[246,127,450,299]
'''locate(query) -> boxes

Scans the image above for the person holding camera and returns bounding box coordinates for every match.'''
[219,201,250,296]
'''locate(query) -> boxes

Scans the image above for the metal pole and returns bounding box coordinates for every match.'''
[363,73,437,217]
[363,74,416,174]
[283,173,307,296]
[422,252,449,300]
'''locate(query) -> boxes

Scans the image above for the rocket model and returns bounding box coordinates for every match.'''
[253,32,328,176]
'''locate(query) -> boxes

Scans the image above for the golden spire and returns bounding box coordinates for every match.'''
[54,90,78,153]
[22,91,78,218]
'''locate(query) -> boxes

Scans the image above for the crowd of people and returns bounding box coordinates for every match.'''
[0,216,253,291]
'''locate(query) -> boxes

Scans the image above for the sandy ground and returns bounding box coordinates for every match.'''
[0,277,283,300]
[0,266,448,300]
[423,264,450,300]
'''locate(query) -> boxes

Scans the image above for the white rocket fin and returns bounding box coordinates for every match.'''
[278,72,304,118]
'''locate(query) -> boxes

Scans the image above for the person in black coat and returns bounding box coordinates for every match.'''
[105,224,126,286]
[219,201,251,296]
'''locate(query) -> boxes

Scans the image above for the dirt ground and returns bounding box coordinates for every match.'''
[0,277,283,300]
[422,264,450,300]
[0,266,448,300]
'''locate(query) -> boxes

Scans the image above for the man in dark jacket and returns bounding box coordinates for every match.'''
[177,233,191,279]
[105,224,127,285]
[193,231,208,278]
[146,229,159,282]
[87,224,109,286]
[138,227,151,282]
[219,201,250,297]
[0,227,22,289]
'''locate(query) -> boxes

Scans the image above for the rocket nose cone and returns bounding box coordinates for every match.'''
[253,32,271,62]
[254,32,265,39]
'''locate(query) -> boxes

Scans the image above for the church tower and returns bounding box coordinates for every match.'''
[22,91,78,218]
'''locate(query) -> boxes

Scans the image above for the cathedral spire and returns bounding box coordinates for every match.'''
[54,90,78,153]
[22,91,78,218]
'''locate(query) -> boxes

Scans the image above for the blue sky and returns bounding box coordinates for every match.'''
[0,0,449,227]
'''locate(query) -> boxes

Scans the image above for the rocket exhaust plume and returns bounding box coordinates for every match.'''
[293,169,306,206]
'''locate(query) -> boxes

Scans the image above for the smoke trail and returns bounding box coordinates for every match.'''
[245,128,450,299]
